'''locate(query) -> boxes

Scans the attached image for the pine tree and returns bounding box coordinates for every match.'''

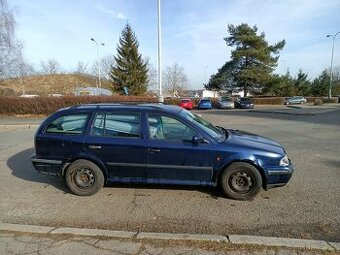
[110,23,148,95]
[206,24,285,96]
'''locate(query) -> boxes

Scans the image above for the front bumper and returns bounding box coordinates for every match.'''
[31,154,63,176]
[266,164,294,189]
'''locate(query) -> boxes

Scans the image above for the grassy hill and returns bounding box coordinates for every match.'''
[0,74,112,96]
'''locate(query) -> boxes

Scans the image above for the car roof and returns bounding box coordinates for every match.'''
[62,103,183,114]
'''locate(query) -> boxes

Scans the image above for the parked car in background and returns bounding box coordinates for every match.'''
[217,96,234,109]
[235,97,254,109]
[197,98,212,110]
[179,99,193,110]
[284,96,307,105]
[31,104,293,200]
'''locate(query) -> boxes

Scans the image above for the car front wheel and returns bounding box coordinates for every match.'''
[65,159,104,196]
[220,162,262,200]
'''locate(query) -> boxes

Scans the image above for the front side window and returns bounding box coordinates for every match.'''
[180,110,223,140]
[46,114,89,134]
[92,112,140,138]
[148,114,196,141]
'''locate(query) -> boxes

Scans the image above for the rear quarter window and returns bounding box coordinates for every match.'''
[45,114,89,134]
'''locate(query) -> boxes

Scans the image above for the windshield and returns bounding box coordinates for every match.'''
[220,97,232,102]
[180,110,224,140]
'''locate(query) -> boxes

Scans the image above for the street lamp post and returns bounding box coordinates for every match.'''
[90,38,105,89]
[326,32,340,99]
[157,0,163,103]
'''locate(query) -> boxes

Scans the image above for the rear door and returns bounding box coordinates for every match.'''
[36,112,90,161]
[83,111,147,180]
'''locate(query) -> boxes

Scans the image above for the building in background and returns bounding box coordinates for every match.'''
[74,87,112,96]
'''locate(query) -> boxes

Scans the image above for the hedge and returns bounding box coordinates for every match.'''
[0,96,157,115]
[0,95,337,115]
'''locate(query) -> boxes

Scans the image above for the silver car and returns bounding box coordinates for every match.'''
[284,96,307,105]
[217,97,234,109]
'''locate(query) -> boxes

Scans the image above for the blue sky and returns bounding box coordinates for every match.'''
[10,0,340,89]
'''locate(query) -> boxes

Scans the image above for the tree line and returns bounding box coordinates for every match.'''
[205,23,340,97]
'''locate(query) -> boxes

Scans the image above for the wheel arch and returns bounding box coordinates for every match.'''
[216,159,267,190]
[61,155,109,182]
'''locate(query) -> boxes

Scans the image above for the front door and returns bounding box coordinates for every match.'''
[146,114,213,184]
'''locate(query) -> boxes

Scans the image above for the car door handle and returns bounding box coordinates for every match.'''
[149,148,160,153]
[89,145,101,149]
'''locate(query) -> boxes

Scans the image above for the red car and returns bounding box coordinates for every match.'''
[179,99,193,110]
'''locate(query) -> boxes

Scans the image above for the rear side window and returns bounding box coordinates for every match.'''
[92,112,140,138]
[45,114,89,134]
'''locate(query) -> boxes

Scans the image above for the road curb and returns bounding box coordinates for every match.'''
[0,222,338,251]
[50,227,136,239]
[0,124,39,130]
[228,235,334,251]
[250,109,337,115]
[136,232,228,242]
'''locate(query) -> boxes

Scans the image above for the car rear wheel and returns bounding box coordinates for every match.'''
[220,162,262,200]
[65,159,104,196]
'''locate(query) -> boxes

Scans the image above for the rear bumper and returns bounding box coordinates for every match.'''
[31,154,63,176]
[198,105,212,109]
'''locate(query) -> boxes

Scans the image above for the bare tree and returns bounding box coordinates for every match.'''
[74,61,88,75]
[91,54,115,80]
[163,63,188,96]
[0,0,23,81]
[40,58,61,75]
[145,57,157,91]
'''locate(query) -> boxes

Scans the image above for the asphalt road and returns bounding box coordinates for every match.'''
[0,109,339,242]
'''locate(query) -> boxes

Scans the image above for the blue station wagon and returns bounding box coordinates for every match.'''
[31,104,293,200]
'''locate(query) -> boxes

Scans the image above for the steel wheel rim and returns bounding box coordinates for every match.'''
[74,168,95,189]
[229,171,253,193]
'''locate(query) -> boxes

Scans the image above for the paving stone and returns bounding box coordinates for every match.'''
[276,249,298,255]
[39,240,118,255]
[140,244,164,255]
[95,239,142,254]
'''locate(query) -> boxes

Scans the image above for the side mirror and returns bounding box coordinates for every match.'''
[192,136,205,144]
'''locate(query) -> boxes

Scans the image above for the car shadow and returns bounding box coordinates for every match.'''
[6,147,69,193]
[105,182,224,200]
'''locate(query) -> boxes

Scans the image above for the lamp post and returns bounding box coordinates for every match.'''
[204,66,208,84]
[326,32,340,99]
[90,38,105,89]
[157,0,163,102]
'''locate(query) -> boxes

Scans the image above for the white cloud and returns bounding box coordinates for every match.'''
[94,3,127,20]
[117,12,127,20]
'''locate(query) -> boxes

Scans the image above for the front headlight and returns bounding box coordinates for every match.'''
[280,156,290,166]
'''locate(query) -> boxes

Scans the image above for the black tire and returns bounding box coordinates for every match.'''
[220,162,262,200]
[65,159,104,196]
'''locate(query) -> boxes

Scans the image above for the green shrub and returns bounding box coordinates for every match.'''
[322,97,338,103]
[314,99,322,105]
[252,97,285,105]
